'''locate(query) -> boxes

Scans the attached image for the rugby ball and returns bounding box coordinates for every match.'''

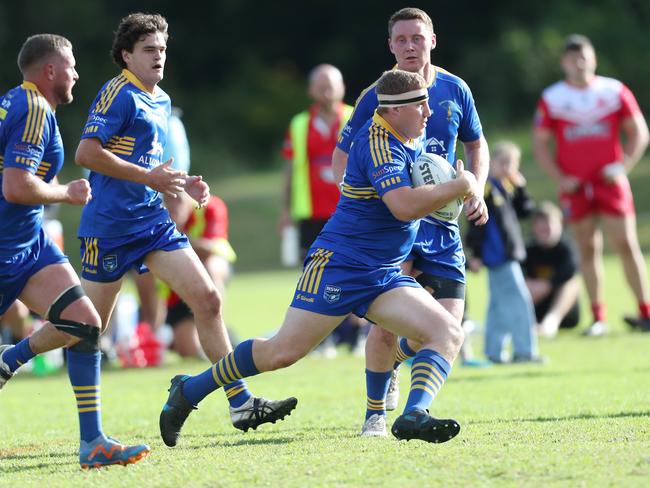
[411,152,463,221]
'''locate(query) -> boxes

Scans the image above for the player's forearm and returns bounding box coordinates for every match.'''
[532,132,564,184]
[2,170,69,205]
[388,180,468,221]
[463,136,489,187]
[75,140,149,185]
[622,116,650,172]
[332,147,348,187]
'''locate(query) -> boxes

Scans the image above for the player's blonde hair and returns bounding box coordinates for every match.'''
[491,140,521,164]
[17,34,72,75]
[533,200,563,224]
[388,8,434,37]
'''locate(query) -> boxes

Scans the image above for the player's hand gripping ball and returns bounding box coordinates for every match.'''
[411,152,463,221]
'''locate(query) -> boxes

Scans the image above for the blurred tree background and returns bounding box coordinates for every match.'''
[1,0,649,270]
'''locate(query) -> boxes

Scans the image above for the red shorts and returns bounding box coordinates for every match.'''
[559,177,635,222]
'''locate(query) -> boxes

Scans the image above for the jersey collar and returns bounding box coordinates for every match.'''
[391,63,438,87]
[122,69,157,95]
[21,81,54,111]
[372,111,410,144]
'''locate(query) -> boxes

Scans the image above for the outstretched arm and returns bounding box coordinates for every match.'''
[75,138,186,198]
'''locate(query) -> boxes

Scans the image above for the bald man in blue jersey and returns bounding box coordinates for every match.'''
[160,69,478,445]
[332,7,490,436]
[0,33,149,468]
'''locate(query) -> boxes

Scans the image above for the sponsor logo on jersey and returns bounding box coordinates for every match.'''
[372,165,401,179]
[147,132,164,157]
[87,114,108,125]
[425,136,447,156]
[563,122,609,141]
[438,100,460,122]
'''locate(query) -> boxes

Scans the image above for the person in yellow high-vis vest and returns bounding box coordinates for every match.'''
[281,64,353,260]
[281,64,367,359]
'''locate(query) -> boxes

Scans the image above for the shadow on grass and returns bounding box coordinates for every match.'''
[176,434,296,450]
[178,424,353,448]
[454,370,559,382]
[0,449,77,474]
[470,409,650,424]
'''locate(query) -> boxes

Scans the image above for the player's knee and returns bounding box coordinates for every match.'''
[370,326,396,347]
[435,317,464,355]
[191,286,222,317]
[450,319,466,352]
[612,235,636,257]
[267,348,303,370]
[48,285,101,341]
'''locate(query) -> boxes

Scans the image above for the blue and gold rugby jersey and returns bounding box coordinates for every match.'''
[314,112,424,268]
[337,66,483,232]
[78,69,171,238]
[0,82,64,257]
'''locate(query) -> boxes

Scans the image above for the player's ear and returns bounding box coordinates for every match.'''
[431,33,437,51]
[44,61,58,81]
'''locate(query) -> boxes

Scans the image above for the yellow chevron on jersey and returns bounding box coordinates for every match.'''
[340,183,379,200]
[14,156,38,168]
[368,113,410,168]
[369,123,391,167]
[93,74,129,115]
[105,135,136,156]
[21,82,48,145]
[82,237,99,267]
[35,161,52,180]
[296,248,333,294]
[379,176,402,189]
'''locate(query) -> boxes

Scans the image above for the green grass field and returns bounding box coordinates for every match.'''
[1,257,649,487]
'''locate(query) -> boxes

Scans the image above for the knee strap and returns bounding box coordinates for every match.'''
[47,285,100,344]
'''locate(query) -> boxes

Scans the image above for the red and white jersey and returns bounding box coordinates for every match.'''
[535,76,640,181]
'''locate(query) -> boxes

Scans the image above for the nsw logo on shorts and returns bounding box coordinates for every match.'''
[323,285,341,304]
[102,255,118,273]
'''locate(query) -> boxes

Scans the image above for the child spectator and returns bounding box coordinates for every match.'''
[466,141,542,363]
[523,201,581,338]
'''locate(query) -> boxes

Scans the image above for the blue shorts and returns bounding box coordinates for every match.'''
[290,247,420,317]
[79,221,189,283]
[0,229,68,315]
[406,221,466,283]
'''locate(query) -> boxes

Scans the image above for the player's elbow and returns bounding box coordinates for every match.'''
[2,178,28,204]
[74,145,90,168]
[75,140,99,168]
[2,186,22,203]
[390,205,418,222]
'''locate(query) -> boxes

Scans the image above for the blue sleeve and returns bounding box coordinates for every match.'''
[367,145,413,198]
[2,108,48,174]
[456,80,483,143]
[336,89,378,154]
[81,89,131,145]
